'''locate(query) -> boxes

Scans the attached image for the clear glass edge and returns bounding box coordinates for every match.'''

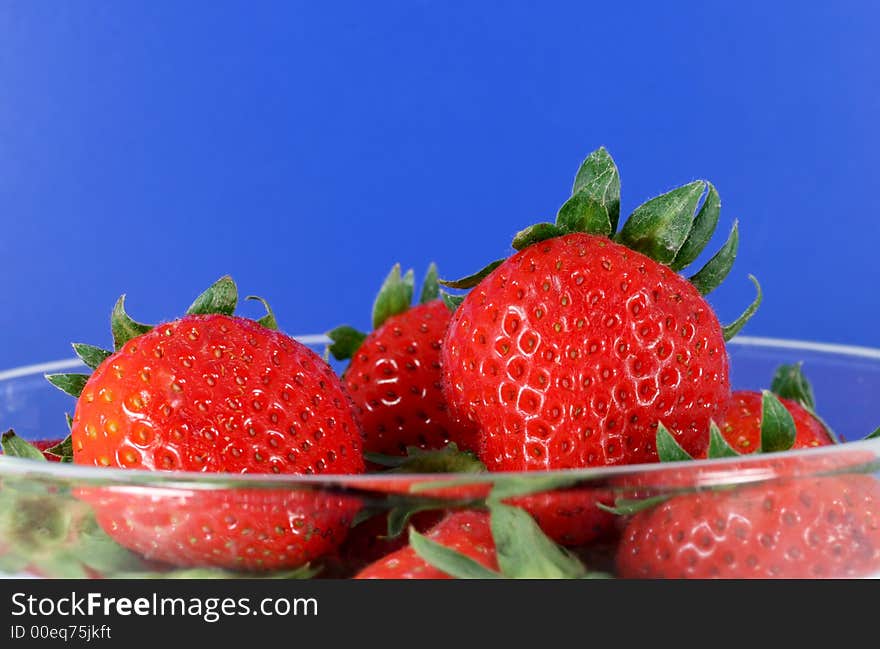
[0,335,878,488]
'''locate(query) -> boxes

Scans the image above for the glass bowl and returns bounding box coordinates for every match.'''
[1,336,878,579]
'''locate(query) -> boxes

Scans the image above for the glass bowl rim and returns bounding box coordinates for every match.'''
[1,334,878,489]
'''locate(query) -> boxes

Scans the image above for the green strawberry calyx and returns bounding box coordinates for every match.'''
[438,146,761,341]
[326,263,440,361]
[41,276,281,461]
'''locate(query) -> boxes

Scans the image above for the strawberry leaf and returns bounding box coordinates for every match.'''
[722,275,762,341]
[865,427,880,440]
[245,296,279,330]
[670,182,721,271]
[556,147,621,236]
[512,222,565,251]
[617,180,706,265]
[72,343,112,370]
[0,430,47,461]
[688,220,739,296]
[45,373,89,398]
[770,363,816,411]
[441,291,466,313]
[488,502,586,579]
[438,259,504,290]
[707,420,741,459]
[410,528,502,579]
[186,275,238,316]
[760,390,797,453]
[326,325,368,361]
[372,264,415,329]
[656,422,694,462]
[419,262,440,304]
[111,295,153,350]
[45,435,74,462]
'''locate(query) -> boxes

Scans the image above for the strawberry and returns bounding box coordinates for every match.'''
[328,264,478,456]
[78,486,360,572]
[440,147,760,471]
[604,380,873,551]
[355,510,497,579]
[616,474,880,578]
[356,502,602,579]
[44,277,366,570]
[718,391,832,454]
[46,278,365,474]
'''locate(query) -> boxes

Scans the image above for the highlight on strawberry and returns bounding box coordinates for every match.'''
[440,146,761,471]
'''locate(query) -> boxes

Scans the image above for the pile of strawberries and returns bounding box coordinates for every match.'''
[2,147,879,579]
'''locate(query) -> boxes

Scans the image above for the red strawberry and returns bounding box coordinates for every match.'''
[78,487,360,572]
[355,501,598,579]
[328,264,478,456]
[355,511,497,579]
[616,474,880,578]
[69,312,363,475]
[441,148,759,470]
[46,277,366,570]
[718,390,833,454]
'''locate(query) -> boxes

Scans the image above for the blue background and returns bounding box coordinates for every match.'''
[1,1,878,369]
